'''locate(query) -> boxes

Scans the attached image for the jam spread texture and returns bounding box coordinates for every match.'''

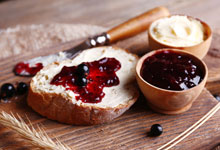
[14,62,43,76]
[141,50,204,91]
[50,57,121,103]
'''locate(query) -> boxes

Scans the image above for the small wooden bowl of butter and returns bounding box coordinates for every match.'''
[148,15,212,59]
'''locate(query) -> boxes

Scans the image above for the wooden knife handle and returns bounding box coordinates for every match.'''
[106,6,169,43]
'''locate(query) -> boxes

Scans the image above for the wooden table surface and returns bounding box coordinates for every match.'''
[0,0,220,150]
[0,0,220,30]
[1,0,220,97]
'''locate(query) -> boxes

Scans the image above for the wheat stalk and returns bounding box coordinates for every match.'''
[0,111,71,150]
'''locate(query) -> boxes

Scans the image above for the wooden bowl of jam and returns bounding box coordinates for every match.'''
[136,49,208,114]
[148,15,212,59]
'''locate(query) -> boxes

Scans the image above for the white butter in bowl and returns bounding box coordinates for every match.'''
[149,15,205,47]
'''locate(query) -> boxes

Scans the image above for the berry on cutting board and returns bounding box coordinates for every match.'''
[0,83,16,99]
[17,82,28,95]
[149,124,163,137]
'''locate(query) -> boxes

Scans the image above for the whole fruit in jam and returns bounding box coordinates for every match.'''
[76,77,88,87]
[0,83,16,99]
[76,63,89,76]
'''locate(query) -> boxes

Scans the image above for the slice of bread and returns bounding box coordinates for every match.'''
[27,46,139,125]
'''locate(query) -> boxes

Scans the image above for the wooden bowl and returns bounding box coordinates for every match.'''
[136,49,208,114]
[148,15,212,59]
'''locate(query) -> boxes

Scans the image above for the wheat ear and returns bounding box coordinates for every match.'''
[0,111,71,150]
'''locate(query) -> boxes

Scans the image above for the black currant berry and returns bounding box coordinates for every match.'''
[17,82,28,95]
[149,124,163,136]
[213,94,220,101]
[76,63,89,76]
[76,77,88,86]
[0,83,16,99]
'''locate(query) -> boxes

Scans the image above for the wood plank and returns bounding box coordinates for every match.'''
[204,31,220,95]
[0,0,220,29]
[0,29,219,149]
[0,88,218,150]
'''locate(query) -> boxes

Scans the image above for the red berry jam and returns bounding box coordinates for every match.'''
[141,50,204,91]
[50,57,121,103]
[14,62,43,76]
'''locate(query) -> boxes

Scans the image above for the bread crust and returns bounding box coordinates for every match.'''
[27,46,139,125]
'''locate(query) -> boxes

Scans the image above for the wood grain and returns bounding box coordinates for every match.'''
[0,89,219,150]
[0,0,220,96]
[107,6,169,43]
[0,29,220,149]
[0,1,220,149]
[0,0,220,30]
[204,32,220,96]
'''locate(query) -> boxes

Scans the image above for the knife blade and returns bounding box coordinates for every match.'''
[14,6,169,76]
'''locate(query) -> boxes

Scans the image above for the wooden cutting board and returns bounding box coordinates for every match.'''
[0,29,220,150]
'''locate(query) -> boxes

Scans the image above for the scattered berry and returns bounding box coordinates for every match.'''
[76,77,88,86]
[17,82,28,95]
[0,83,16,99]
[76,63,89,76]
[149,124,163,136]
[213,94,220,101]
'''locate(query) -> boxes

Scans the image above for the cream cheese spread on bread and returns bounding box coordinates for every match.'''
[32,47,138,108]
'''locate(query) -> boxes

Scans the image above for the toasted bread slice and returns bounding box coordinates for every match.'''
[27,46,139,125]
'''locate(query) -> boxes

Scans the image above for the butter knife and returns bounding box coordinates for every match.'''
[14,6,169,76]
